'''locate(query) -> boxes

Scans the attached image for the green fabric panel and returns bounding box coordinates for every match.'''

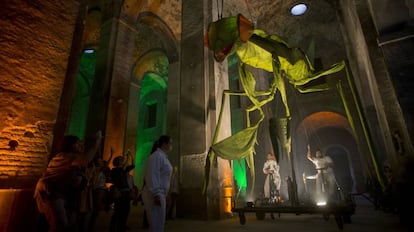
[212,125,259,160]
[274,118,291,160]
[203,150,214,194]
[272,58,290,118]
[245,146,255,195]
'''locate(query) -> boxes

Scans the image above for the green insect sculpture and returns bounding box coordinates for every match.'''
[203,14,345,193]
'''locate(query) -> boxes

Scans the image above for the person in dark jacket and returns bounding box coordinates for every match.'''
[109,155,132,232]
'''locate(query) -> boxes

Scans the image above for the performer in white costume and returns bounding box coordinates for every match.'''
[263,153,281,203]
[306,144,338,202]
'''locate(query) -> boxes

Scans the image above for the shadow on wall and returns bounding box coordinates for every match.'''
[0,189,40,232]
[327,147,354,193]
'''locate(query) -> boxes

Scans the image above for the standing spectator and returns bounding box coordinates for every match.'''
[125,164,140,206]
[109,156,131,232]
[122,149,139,207]
[77,162,95,232]
[142,135,173,232]
[87,157,109,231]
[123,150,137,199]
[167,166,179,220]
[34,131,102,232]
[102,148,114,184]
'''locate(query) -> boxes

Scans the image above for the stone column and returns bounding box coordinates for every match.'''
[124,82,140,161]
[178,0,215,219]
[167,62,181,168]
[51,1,85,155]
[86,0,131,159]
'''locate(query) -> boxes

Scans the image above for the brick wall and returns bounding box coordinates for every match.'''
[0,0,80,188]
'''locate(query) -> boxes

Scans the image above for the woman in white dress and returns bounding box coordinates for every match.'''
[263,153,281,203]
[142,135,173,232]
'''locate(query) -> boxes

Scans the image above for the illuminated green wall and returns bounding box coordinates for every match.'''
[134,72,168,188]
[67,51,96,139]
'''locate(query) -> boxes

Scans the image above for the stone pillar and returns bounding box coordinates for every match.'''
[86,0,131,159]
[124,82,140,161]
[51,1,86,155]
[167,62,181,168]
[178,0,213,219]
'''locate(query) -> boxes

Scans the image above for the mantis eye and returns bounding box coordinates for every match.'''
[214,43,233,62]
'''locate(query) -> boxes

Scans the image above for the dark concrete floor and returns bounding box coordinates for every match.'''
[93,195,408,232]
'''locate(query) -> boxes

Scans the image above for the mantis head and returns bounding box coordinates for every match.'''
[205,14,254,62]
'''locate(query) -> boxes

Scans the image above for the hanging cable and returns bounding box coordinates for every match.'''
[243,0,254,25]
[293,91,309,143]
[216,0,224,19]
[292,88,323,149]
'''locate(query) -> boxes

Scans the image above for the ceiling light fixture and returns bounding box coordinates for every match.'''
[83,49,95,54]
[290,3,307,16]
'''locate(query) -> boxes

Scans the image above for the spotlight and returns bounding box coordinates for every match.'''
[83,49,95,54]
[316,201,327,206]
[290,3,307,16]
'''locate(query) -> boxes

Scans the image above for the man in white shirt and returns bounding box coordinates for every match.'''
[306,144,337,202]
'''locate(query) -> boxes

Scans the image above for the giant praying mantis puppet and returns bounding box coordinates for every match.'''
[203,14,345,193]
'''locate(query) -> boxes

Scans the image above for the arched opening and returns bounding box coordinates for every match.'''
[129,51,169,188]
[326,145,354,193]
[67,7,101,139]
[67,45,97,139]
[293,111,364,200]
[124,12,179,188]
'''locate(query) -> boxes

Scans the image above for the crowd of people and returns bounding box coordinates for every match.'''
[34,131,103,232]
[34,133,177,232]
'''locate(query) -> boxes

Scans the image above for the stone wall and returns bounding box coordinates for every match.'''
[0,0,80,187]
